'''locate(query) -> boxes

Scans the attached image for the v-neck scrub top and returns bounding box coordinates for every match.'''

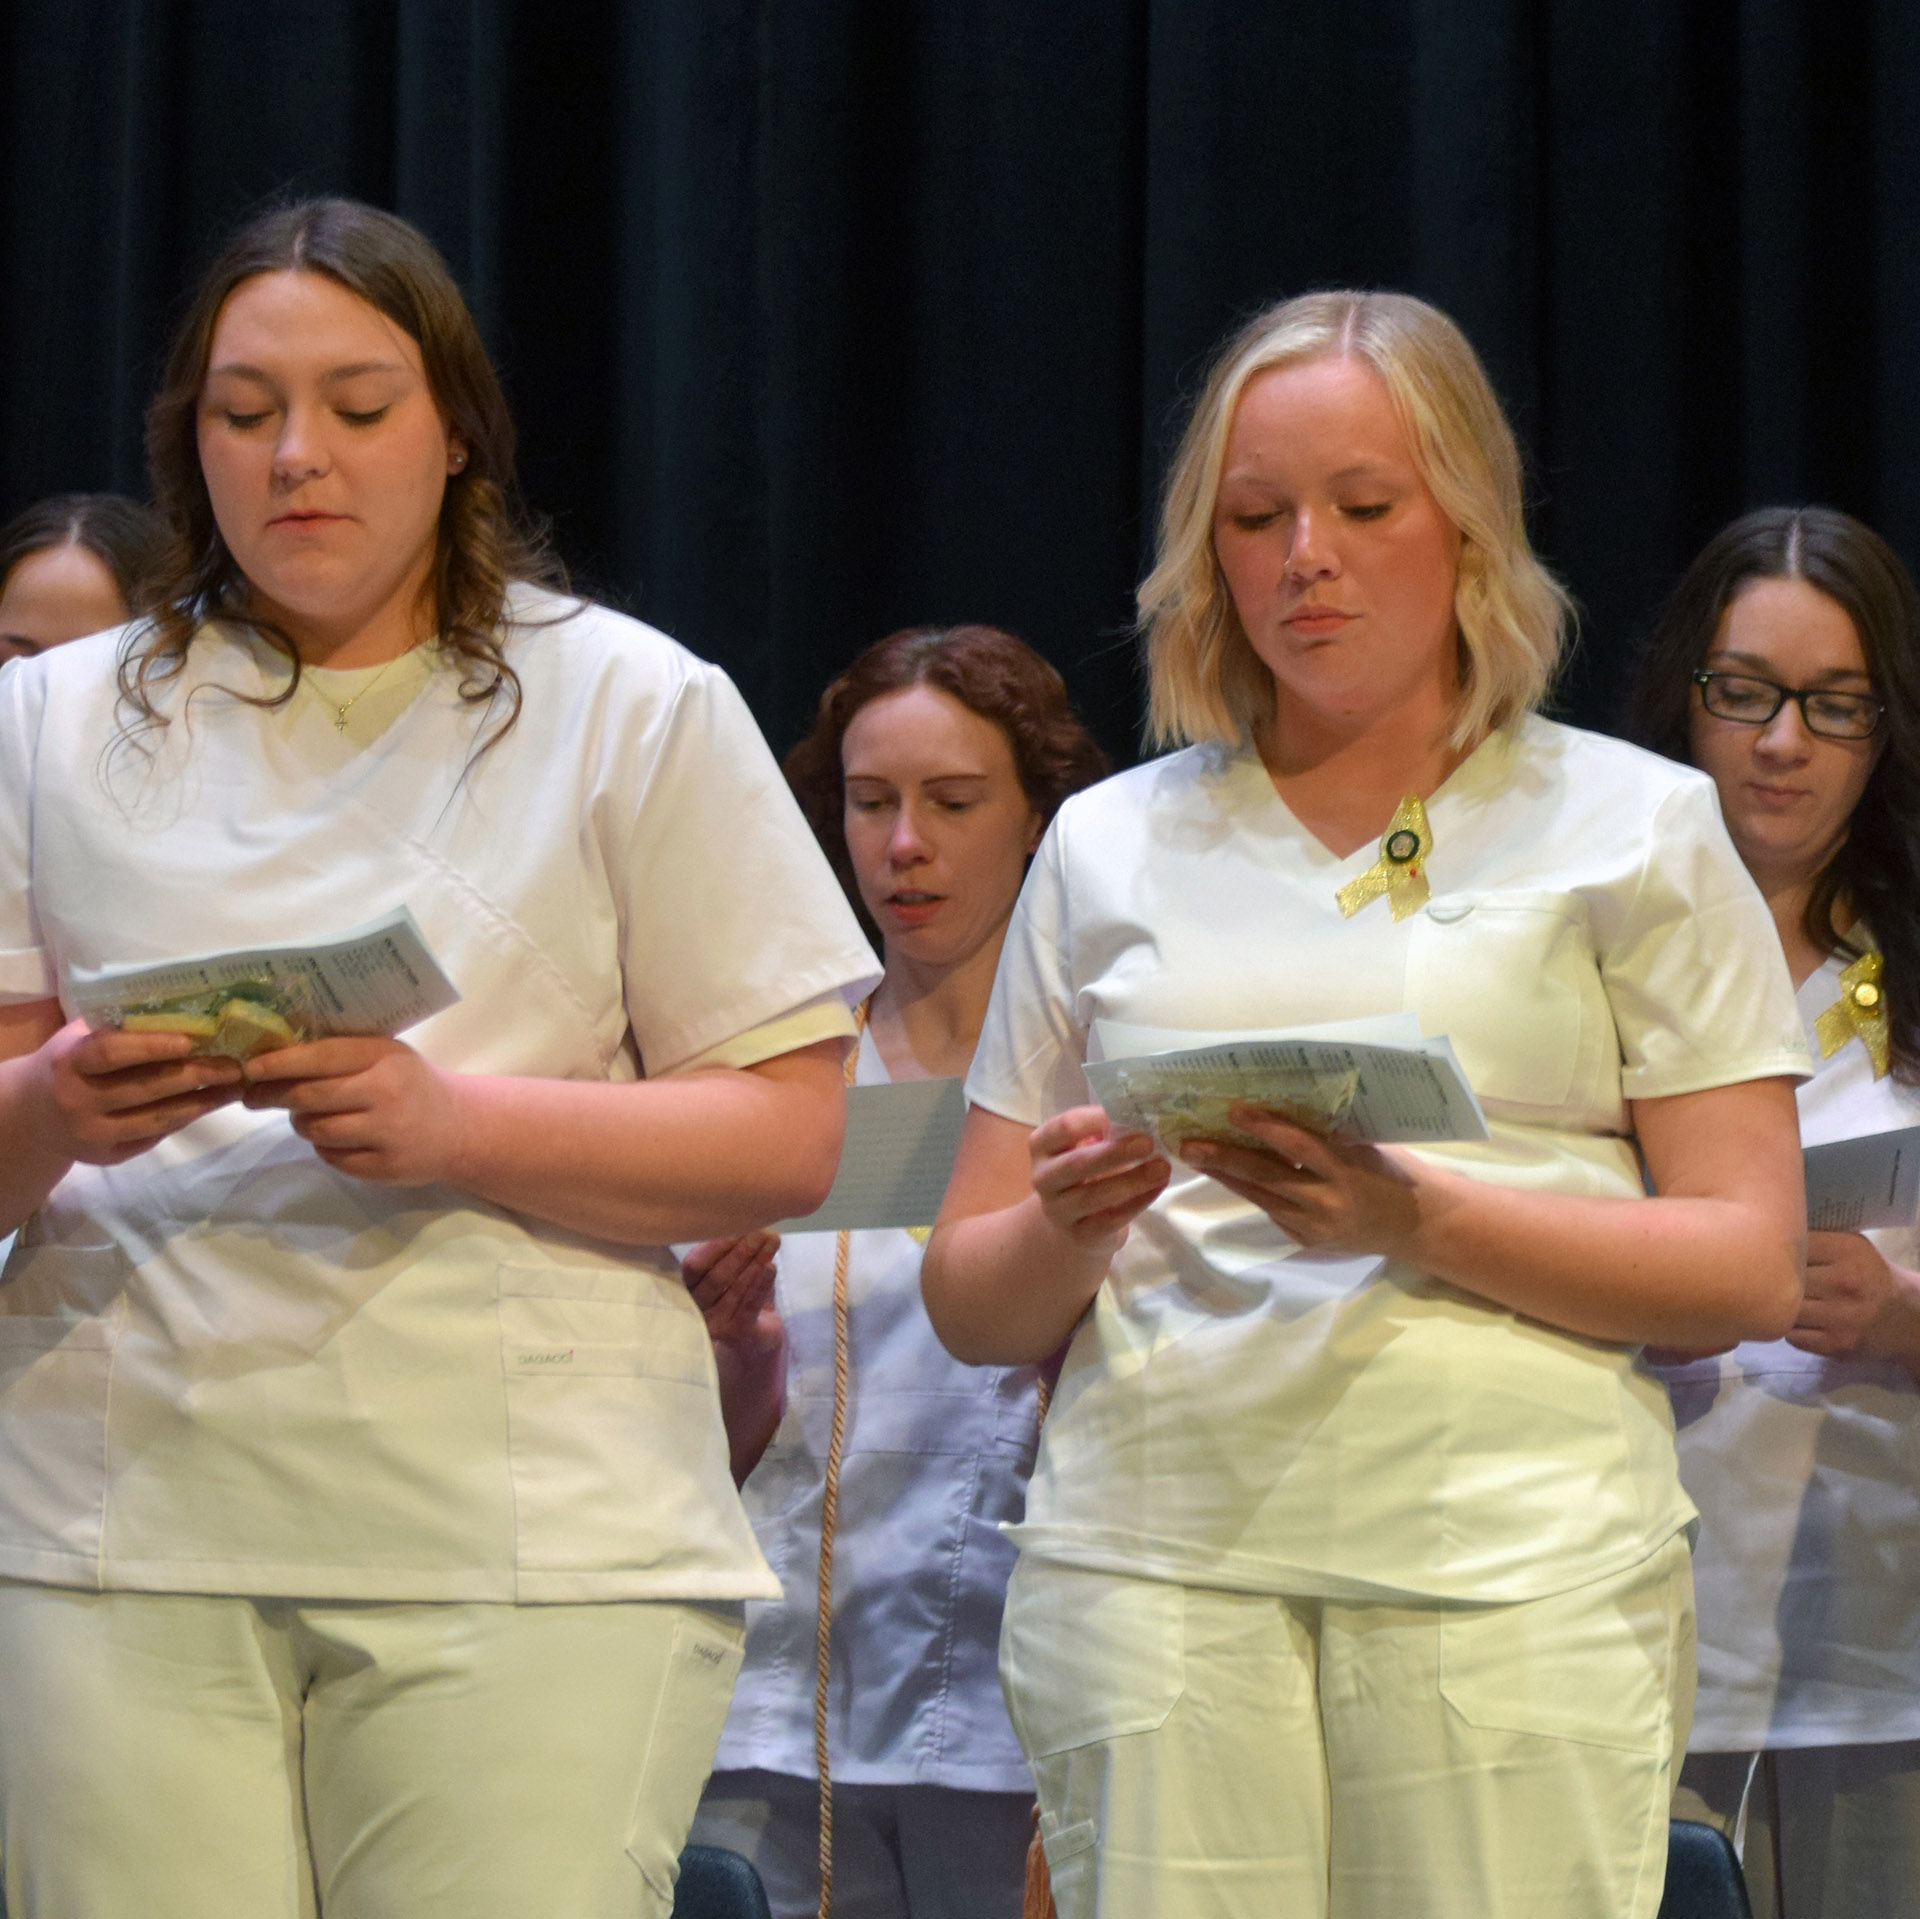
[1663,950,1920,1750]
[964,716,1810,1605]
[0,589,881,1603]
[714,1028,1039,1792]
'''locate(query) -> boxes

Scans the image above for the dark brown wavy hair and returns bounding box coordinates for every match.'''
[121,196,557,747]
[0,492,167,617]
[785,625,1110,938]
[1626,505,1920,1082]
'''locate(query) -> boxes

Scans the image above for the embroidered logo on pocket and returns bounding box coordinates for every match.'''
[516,1348,575,1366]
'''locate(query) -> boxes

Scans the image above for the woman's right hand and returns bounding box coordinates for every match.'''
[1029,1107,1171,1248]
[682,1231,784,1351]
[23,1020,244,1165]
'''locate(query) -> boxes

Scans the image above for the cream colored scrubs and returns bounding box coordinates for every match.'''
[963,718,1808,1917]
[0,589,882,1603]
[967,717,1808,1605]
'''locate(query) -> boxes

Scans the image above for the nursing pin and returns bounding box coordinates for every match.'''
[1335,794,1433,921]
[1815,949,1891,1079]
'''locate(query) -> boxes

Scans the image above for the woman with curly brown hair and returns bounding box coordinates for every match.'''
[0,199,878,1918]
[685,626,1106,1919]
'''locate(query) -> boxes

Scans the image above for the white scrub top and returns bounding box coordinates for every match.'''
[1663,950,1920,1750]
[714,1027,1038,1792]
[0,589,881,1604]
[965,716,1810,1606]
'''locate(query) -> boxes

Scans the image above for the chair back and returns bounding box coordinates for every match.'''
[672,1844,774,1919]
[1660,1819,1754,1919]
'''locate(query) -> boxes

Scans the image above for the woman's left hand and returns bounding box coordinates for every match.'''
[1786,1231,1920,1362]
[240,1038,467,1184]
[1177,1103,1425,1256]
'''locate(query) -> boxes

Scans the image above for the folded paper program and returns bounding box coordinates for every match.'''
[68,907,460,1062]
[1084,1034,1490,1153]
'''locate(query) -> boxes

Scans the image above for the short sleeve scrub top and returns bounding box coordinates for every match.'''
[964,718,1810,1607]
[1663,948,1920,1752]
[0,589,881,1605]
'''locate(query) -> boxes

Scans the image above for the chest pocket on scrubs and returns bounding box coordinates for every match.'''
[498,1263,714,1570]
[1407,892,1589,1109]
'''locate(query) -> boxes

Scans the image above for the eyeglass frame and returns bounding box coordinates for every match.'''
[1690,669,1885,742]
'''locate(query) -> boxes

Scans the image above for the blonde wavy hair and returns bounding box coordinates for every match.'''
[1139,290,1572,751]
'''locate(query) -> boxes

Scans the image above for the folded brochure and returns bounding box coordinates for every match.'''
[775,1077,967,1233]
[70,907,459,1061]
[1802,1125,1920,1233]
[1085,1021,1490,1152]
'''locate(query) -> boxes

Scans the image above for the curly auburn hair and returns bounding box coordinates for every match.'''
[784,625,1109,935]
[120,196,557,749]
[1626,505,1920,1083]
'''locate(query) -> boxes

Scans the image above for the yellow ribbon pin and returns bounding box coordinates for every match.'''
[1335,794,1433,921]
[1815,950,1890,1079]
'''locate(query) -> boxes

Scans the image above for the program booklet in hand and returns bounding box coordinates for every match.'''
[1802,1126,1920,1234]
[69,907,459,1063]
[1084,1015,1490,1155]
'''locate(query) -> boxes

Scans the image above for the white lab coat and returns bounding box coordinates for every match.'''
[1666,950,1920,1749]
[965,717,1810,1604]
[713,1027,1037,1791]
[0,590,880,1603]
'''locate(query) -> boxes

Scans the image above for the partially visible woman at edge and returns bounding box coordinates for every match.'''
[0,198,878,1919]
[921,290,1811,1919]
[684,625,1108,1919]
[0,491,166,663]
[1631,506,1920,1919]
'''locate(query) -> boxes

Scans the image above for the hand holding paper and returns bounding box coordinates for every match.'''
[69,908,459,1064]
[1083,1027,1489,1155]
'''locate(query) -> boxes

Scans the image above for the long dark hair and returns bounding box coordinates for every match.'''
[1626,505,1920,1082]
[0,493,167,615]
[123,197,557,748]
[785,625,1109,939]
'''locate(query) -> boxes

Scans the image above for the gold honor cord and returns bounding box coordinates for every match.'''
[1334,794,1434,921]
[1815,949,1891,1080]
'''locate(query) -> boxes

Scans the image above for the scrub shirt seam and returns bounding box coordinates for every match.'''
[496,1271,527,1602]
[401,830,613,1072]
[92,1291,130,1588]
[924,1448,980,1778]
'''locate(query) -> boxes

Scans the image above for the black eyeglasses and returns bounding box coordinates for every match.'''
[1692,670,1884,741]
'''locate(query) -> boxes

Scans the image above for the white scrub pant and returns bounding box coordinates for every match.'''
[998,1535,1694,1919]
[1675,1742,1920,1919]
[693,1767,1032,1919]
[0,1580,744,1919]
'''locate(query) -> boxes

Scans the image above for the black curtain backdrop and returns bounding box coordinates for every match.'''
[1,1,1912,764]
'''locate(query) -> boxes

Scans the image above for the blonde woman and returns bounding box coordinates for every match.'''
[922,291,1811,1919]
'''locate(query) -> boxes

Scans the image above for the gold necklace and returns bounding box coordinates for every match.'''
[316,649,411,734]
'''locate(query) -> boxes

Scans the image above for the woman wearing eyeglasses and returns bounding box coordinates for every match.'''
[1630,505,1920,1919]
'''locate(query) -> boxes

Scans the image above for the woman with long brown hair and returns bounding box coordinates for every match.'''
[1631,506,1920,1919]
[686,625,1107,1919]
[0,199,877,1918]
